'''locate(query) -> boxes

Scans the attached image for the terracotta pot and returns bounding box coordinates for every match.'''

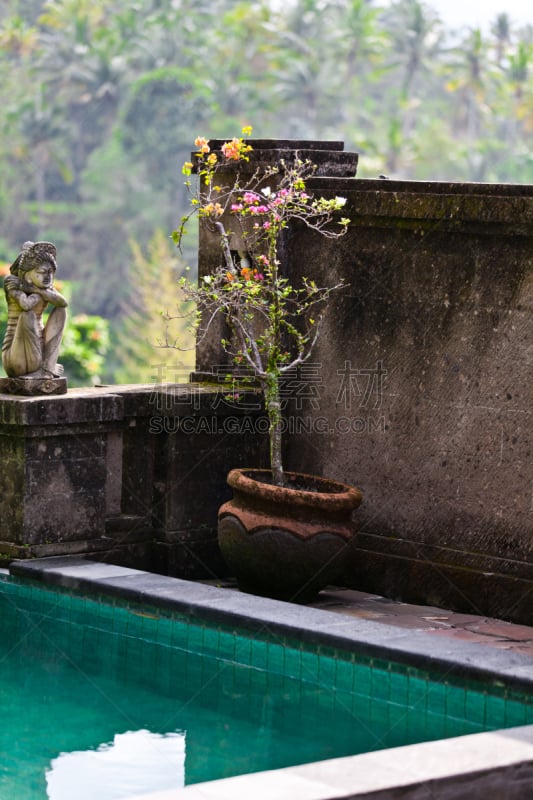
[217,468,363,603]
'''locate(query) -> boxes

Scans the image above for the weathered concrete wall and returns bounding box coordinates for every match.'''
[284,177,533,622]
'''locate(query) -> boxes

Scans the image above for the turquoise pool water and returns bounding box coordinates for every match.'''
[1,575,532,800]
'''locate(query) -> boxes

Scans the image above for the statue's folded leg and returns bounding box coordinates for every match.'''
[43,307,67,376]
[2,311,43,377]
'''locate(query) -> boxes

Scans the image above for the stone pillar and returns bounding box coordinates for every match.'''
[195,139,359,376]
[0,389,125,559]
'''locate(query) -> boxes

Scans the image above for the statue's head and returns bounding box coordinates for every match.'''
[10,241,57,280]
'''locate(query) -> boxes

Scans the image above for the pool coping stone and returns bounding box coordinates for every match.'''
[9,556,533,693]
[127,725,533,800]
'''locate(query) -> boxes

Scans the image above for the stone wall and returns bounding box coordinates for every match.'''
[192,141,533,622]
[283,176,533,623]
[0,384,267,578]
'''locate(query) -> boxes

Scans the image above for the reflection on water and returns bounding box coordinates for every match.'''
[45,730,186,800]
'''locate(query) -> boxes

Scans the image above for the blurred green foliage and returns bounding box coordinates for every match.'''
[60,311,110,386]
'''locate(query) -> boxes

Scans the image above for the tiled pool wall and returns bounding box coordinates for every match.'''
[4,560,533,800]
[2,572,533,738]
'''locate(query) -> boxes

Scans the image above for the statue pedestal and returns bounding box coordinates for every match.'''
[0,376,67,396]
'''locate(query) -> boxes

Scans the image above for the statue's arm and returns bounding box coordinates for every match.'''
[30,287,68,308]
[4,278,41,311]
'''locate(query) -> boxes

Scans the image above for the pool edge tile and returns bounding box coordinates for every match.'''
[9,557,533,694]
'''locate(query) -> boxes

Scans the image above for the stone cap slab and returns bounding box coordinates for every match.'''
[0,383,242,425]
[206,139,346,151]
[193,139,359,178]
[126,726,533,800]
[0,389,123,426]
[308,176,533,231]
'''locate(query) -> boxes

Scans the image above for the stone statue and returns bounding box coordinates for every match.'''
[1,241,68,395]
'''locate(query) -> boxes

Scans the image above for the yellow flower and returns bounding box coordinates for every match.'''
[194,136,210,154]
[201,202,224,217]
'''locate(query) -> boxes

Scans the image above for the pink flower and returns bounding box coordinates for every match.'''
[231,203,243,212]
[221,138,243,160]
[243,192,259,204]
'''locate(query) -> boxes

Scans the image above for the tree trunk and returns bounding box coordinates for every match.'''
[264,372,284,486]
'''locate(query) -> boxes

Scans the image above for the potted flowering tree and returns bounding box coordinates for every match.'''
[172,128,363,601]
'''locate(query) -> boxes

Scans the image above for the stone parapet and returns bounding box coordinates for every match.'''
[283,176,533,623]
[0,384,267,576]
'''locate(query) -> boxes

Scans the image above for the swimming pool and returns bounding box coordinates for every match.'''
[1,569,533,800]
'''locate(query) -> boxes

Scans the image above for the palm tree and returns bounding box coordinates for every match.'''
[384,0,444,101]
[268,0,346,137]
[37,0,128,183]
[492,12,511,67]
[378,0,444,173]
[445,27,490,145]
[335,0,389,139]
[498,38,533,152]
[0,13,39,56]
[507,39,532,101]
